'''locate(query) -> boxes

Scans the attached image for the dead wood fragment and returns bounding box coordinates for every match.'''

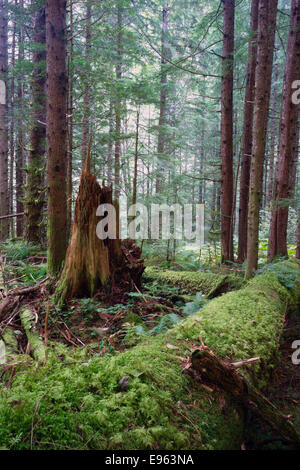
[7,277,49,297]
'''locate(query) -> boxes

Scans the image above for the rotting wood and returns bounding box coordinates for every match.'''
[191,348,300,446]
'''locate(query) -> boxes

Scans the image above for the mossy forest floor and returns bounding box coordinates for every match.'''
[1,241,300,450]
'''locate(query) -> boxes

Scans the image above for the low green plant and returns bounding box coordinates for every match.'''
[0,240,42,261]
[182,292,207,316]
[77,298,98,320]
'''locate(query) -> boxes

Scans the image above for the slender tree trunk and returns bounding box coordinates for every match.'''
[9,5,16,238]
[0,0,8,240]
[245,0,278,279]
[267,63,279,205]
[46,0,68,276]
[107,99,113,185]
[67,0,73,239]
[16,0,25,237]
[268,0,300,261]
[198,128,204,203]
[25,5,46,245]
[237,0,259,263]
[156,2,169,193]
[81,1,91,163]
[220,0,235,263]
[114,2,122,202]
[295,116,300,260]
[132,107,140,207]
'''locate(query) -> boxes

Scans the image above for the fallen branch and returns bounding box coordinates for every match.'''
[7,277,49,297]
[0,212,24,220]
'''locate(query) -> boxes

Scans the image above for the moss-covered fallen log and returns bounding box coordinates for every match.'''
[0,260,299,450]
[143,267,243,297]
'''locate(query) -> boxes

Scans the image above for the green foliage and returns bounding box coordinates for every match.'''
[182,292,207,316]
[13,262,47,285]
[0,240,42,262]
[77,298,98,320]
[255,259,300,301]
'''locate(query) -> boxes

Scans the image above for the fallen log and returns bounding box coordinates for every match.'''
[191,348,300,446]
[143,267,243,297]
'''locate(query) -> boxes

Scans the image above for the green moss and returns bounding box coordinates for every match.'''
[0,260,299,450]
[143,267,243,297]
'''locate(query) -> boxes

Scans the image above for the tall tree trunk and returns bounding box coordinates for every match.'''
[107,99,113,185]
[25,5,46,245]
[132,107,140,208]
[220,0,235,263]
[81,0,91,163]
[9,4,16,238]
[268,0,300,261]
[0,0,8,241]
[198,127,204,203]
[237,0,259,263]
[156,2,169,194]
[267,62,279,205]
[114,2,122,202]
[245,0,278,279]
[67,0,73,239]
[16,0,25,237]
[46,0,68,276]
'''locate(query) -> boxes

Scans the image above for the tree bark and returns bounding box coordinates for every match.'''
[0,0,8,241]
[46,0,68,276]
[25,5,46,245]
[156,2,169,194]
[267,62,279,205]
[81,0,91,163]
[132,107,140,208]
[16,0,25,238]
[67,0,74,239]
[220,0,235,263]
[245,0,278,279]
[114,2,122,202]
[237,0,259,263]
[268,0,300,261]
[107,99,113,185]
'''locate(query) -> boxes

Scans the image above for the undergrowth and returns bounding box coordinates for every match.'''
[0,260,299,450]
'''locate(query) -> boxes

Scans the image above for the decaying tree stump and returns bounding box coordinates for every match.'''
[55,157,144,305]
[191,348,300,446]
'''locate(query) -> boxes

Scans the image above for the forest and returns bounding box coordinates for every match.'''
[0,0,300,453]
